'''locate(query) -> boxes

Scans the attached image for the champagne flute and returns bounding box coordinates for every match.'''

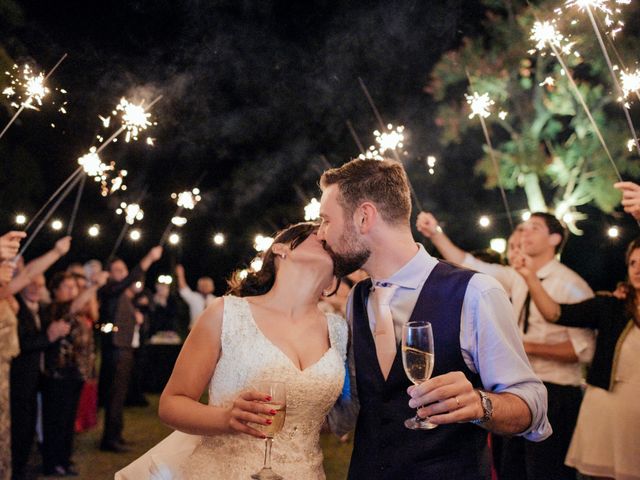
[251,381,287,480]
[402,321,437,430]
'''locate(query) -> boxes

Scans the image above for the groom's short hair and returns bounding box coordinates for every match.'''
[320,158,411,226]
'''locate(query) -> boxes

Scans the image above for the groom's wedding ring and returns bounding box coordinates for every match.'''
[454,396,461,409]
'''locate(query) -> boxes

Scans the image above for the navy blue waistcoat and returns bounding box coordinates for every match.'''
[348,261,490,480]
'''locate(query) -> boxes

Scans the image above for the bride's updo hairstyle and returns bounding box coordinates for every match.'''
[227,222,321,297]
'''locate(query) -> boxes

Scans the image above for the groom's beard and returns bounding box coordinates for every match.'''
[323,225,370,277]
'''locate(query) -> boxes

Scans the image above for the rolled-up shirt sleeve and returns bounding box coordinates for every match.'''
[461,274,552,442]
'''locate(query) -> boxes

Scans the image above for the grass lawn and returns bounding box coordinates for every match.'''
[33,394,352,479]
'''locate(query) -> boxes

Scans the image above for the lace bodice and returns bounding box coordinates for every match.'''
[180,295,347,479]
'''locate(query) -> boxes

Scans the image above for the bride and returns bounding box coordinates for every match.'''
[116,222,348,479]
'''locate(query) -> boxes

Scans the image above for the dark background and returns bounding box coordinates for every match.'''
[0,0,635,292]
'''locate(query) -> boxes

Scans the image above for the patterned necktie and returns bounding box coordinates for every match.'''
[371,282,399,380]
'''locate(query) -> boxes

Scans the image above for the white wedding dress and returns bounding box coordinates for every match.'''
[116,295,347,480]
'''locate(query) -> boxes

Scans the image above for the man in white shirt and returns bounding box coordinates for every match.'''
[175,265,216,329]
[417,211,595,480]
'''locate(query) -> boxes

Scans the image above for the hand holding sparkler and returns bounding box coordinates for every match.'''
[614,181,640,220]
[53,236,72,257]
[0,262,16,286]
[415,212,442,239]
[0,231,27,260]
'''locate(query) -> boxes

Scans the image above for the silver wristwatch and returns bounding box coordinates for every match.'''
[470,389,493,425]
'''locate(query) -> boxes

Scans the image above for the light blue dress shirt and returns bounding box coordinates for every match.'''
[329,244,552,442]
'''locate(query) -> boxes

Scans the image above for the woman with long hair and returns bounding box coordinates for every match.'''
[514,237,640,480]
[117,222,347,479]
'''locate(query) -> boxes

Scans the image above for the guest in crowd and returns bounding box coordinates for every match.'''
[149,278,178,336]
[98,246,163,452]
[127,283,153,407]
[9,237,74,479]
[514,234,640,479]
[417,211,595,480]
[175,264,216,329]
[41,269,108,476]
[0,231,25,480]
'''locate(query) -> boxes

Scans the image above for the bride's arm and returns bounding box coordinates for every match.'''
[158,297,274,438]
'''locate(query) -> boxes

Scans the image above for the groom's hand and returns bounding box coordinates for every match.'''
[407,371,483,424]
[226,390,278,439]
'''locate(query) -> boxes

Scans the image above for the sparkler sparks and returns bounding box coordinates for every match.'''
[374,124,405,152]
[77,147,110,178]
[171,216,188,227]
[620,69,640,102]
[171,188,202,210]
[116,202,144,225]
[304,198,321,221]
[357,145,384,161]
[115,97,155,142]
[254,234,274,252]
[129,229,141,241]
[426,156,437,175]
[465,92,494,119]
[565,0,629,37]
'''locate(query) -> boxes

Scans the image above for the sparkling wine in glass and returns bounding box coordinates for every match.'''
[402,321,437,430]
[251,381,286,480]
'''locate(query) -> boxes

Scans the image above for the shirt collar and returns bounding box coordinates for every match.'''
[372,244,437,290]
[536,258,558,278]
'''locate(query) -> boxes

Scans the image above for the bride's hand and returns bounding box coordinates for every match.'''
[226,390,276,438]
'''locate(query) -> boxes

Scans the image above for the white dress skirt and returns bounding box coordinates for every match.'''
[565,325,640,480]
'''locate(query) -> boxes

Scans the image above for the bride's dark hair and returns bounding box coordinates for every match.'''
[227,222,333,297]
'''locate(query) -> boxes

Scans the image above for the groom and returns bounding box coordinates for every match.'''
[320,159,551,479]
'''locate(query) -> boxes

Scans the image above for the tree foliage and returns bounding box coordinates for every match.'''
[428,0,640,232]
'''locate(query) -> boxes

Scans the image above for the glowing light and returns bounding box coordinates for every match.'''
[250,257,264,272]
[498,111,508,120]
[171,189,202,210]
[490,238,507,254]
[374,124,405,152]
[539,76,556,87]
[15,214,26,225]
[115,97,154,143]
[51,219,63,231]
[478,216,491,228]
[620,69,640,101]
[157,275,173,285]
[116,202,144,225]
[213,233,225,246]
[627,139,636,152]
[426,155,437,175]
[100,322,115,333]
[521,211,532,221]
[87,224,100,237]
[238,269,249,280]
[358,145,385,161]
[304,198,321,221]
[171,216,188,227]
[146,137,155,146]
[254,234,274,252]
[607,226,620,238]
[465,92,494,119]
[77,147,111,178]
[565,0,629,37]
[3,64,52,111]
[134,281,143,289]
[530,21,565,51]
[563,212,575,224]
[168,233,180,245]
[129,229,141,241]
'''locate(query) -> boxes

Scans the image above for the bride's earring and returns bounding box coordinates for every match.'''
[280,253,286,259]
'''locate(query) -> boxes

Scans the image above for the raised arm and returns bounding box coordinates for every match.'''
[9,236,71,294]
[158,298,275,438]
[70,271,109,315]
[0,231,26,261]
[415,212,466,264]
[175,264,189,291]
[615,181,640,220]
[511,253,560,322]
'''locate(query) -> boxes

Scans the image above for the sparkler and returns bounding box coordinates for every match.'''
[0,53,67,140]
[304,198,321,221]
[159,174,206,247]
[576,2,640,156]
[530,19,623,182]
[357,77,424,212]
[66,175,87,235]
[16,173,83,259]
[464,74,514,230]
[426,156,437,175]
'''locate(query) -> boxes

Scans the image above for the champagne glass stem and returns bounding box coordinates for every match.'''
[263,438,273,470]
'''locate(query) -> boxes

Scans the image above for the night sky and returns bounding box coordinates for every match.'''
[0,0,634,292]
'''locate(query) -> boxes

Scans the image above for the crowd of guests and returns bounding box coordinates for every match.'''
[0,236,218,479]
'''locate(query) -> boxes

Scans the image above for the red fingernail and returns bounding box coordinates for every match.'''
[270,409,277,415]
[266,419,272,425]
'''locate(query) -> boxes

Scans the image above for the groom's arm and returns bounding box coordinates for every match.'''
[327,295,359,436]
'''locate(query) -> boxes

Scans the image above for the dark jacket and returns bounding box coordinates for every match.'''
[558,294,636,391]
